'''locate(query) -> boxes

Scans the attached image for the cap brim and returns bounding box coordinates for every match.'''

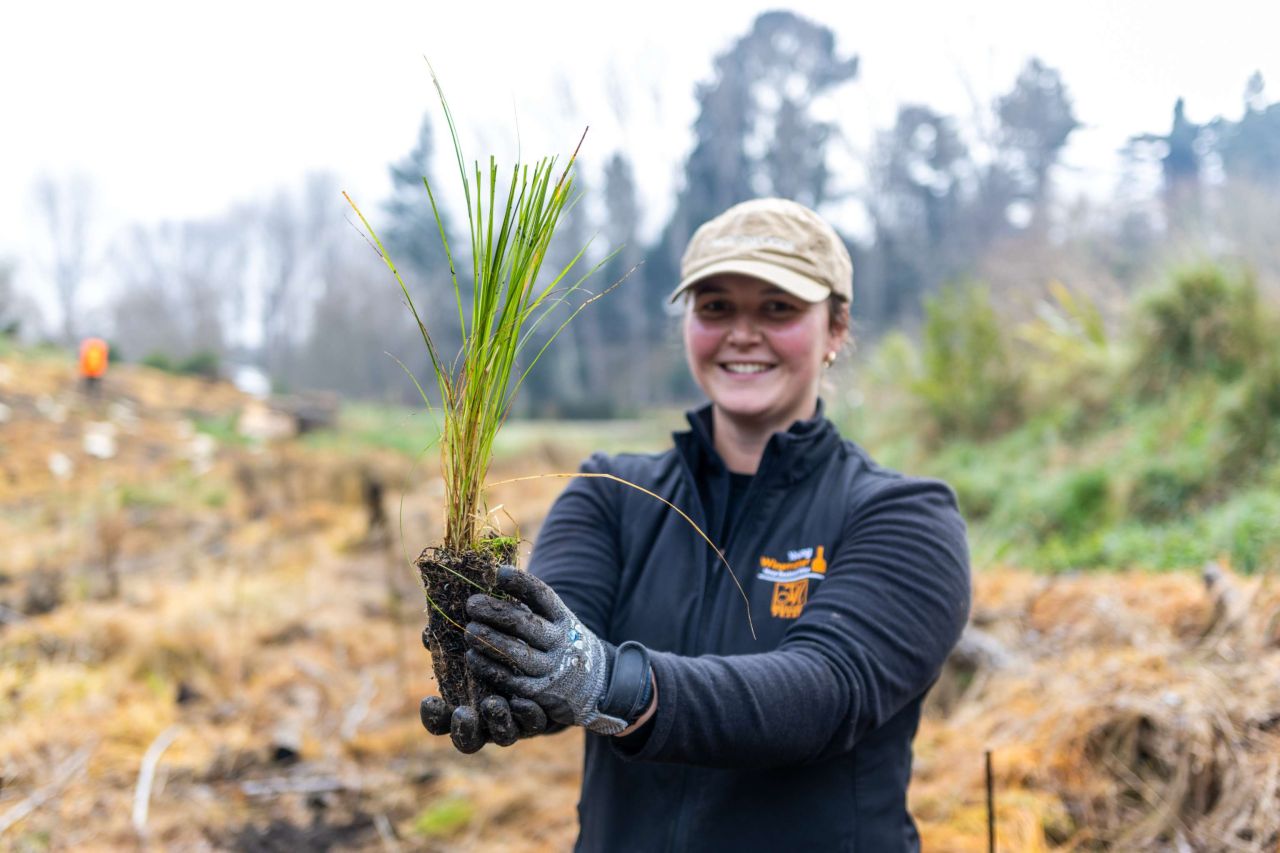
[668,259,830,303]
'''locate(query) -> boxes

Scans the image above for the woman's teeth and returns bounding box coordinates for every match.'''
[723,363,772,374]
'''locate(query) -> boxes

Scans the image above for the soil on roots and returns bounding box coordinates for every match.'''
[417,542,512,707]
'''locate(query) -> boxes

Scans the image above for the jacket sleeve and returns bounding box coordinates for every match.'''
[614,476,971,769]
[527,453,622,639]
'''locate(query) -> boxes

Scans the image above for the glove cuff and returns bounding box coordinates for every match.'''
[598,641,652,723]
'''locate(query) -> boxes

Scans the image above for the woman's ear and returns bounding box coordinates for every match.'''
[830,323,849,351]
[827,303,851,353]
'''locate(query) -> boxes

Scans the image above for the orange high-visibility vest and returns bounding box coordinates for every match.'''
[79,338,109,379]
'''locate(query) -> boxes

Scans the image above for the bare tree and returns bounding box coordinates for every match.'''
[254,172,342,374]
[281,239,425,401]
[33,174,95,344]
[110,215,247,363]
[0,261,48,341]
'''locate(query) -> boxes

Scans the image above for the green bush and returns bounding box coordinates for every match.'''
[1039,529,1108,571]
[1095,522,1208,570]
[1016,281,1114,432]
[1204,490,1280,574]
[1128,461,1204,522]
[1049,468,1113,540]
[140,350,220,379]
[947,466,1002,521]
[912,282,1023,441]
[1021,467,1114,560]
[1129,263,1266,394]
[177,350,220,379]
[1221,350,1280,475]
[141,352,175,372]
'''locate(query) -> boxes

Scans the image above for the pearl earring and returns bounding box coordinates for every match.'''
[823,352,836,368]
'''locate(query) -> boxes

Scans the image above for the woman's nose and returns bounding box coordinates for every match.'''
[726,313,762,344]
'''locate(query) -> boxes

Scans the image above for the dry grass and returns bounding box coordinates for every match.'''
[1,351,1278,850]
[914,566,1280,851]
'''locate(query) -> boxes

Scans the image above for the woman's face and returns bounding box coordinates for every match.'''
[683,274,845,430]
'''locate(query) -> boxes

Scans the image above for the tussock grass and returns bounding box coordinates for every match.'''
[344,66,606,553]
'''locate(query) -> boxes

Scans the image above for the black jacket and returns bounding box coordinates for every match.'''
[530,402,971,852]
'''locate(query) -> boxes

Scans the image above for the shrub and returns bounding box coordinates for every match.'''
[1095,522,1208,571]
[912,282,1023,441]
[1128,461,1204,523]
[140,350,221,379]
[1051,468,1113,540]
[1016,281,1116,434]
[141,352,174,372]
[947,467,1002,521]
[1221,350,1280,475]
[1129,263,1266,395]
[177,350,220,379]
[1205,490,1280,574]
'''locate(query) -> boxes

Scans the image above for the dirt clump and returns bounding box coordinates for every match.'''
[417,542,513,709]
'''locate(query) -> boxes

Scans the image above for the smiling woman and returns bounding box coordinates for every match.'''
[418,196,971,853]
[673,198,852,474]
[682,276,842,468]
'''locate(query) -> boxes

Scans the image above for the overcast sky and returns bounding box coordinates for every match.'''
[4,0,1280,317]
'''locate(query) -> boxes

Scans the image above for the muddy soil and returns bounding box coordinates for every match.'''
[417,542,513,708]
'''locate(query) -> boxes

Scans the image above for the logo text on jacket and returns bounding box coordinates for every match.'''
[757,546,827,618]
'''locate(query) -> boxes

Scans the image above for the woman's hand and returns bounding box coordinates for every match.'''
[464,566,652,736]
[418,693,563,753]
[417,625,564,754]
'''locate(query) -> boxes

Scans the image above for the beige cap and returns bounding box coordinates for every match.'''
[670,198,853,304]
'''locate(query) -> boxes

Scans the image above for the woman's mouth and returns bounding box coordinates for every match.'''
[720,362,775,375]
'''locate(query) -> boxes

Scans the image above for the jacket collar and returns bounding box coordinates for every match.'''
[673,400,841,487]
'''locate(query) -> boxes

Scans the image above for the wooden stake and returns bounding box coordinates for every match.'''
[986,749,996,853]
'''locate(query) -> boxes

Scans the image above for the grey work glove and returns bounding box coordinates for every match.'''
[464,566,643,736]
[418,627,565,753]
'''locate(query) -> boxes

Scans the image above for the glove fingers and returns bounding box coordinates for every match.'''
[539,694,578,728]
[466,621,555,676]
[508,697,548,737]
[495,565,563,621]
[466,593,559,651]
[420,696,453,736]
[479,695,519,746]
[466,648,537,697]
[449,705,486,754]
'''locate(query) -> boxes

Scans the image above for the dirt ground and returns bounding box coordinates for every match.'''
[1,353,1278,851]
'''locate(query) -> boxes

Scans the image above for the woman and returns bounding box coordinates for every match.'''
[421,198,971,852]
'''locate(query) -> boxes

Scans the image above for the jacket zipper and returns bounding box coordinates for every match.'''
[704,453,775,647]
[668,452,707,852]
[669,457,778,850]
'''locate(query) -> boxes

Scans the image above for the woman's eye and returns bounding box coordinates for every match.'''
[763,300,800,316]
[696,300,729,315]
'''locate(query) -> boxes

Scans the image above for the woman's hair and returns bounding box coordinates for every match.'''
[828,296,853,357]
[828,295,850,333]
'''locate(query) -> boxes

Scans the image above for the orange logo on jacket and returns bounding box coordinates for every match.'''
[758,546,826,619]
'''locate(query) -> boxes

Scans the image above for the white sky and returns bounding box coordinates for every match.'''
[4,0,1280,320]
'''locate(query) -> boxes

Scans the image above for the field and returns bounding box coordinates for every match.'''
[2,349,1278,851]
